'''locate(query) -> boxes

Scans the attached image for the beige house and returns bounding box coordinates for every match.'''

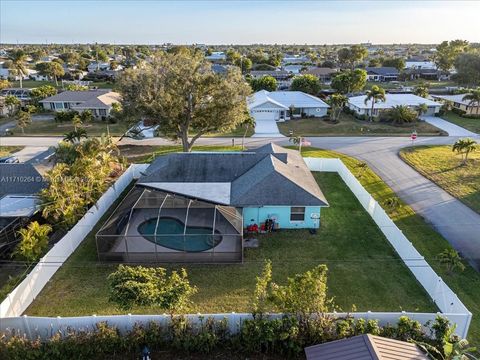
[39,89,121,119]
[432,94,480,115]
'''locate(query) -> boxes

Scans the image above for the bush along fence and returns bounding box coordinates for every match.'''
[0,159,471,342]
[304,157,472,338]
[0,314,453,359]
[0,164,149,319]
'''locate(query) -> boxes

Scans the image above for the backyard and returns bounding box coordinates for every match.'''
[277,112,445,137]
[25,170,436,316]
[441,111,480,134]
[16,146,480,346]
[400,145,480,213]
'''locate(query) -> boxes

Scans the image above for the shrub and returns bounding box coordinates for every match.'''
[14,221,52,263]
[54,110,78,123]
[107,265,197,313]
[451,107,466,116]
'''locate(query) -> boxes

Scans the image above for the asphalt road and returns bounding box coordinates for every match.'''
[2,134,480,270]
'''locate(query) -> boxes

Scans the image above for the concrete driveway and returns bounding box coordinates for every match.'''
[422,116,478,136]
[252,119,284,138]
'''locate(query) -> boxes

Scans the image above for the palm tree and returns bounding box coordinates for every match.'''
[240,114,255,150]
[462,88,480,116]
[385,105,418,125]
[64,128,88,143]
[438,248,465,274]
[328,93,348,123]
[364,85,386,121]
[452,138,477,165]
[7,50,28,88]
[72,114,83,131]
[416,103,429,118]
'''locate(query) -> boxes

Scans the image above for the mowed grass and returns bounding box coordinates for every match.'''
[441,111,480,134]
[9,119,128,136]
[277,113,445,137]
[0,146,23,157]
[26,171,436,317]
[400,145,480,214]
[300,147,480,346]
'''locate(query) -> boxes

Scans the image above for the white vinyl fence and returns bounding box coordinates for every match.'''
[0,159,472,340]
[0,164,148,319]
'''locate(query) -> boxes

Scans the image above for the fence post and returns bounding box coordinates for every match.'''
[22,315,32,339]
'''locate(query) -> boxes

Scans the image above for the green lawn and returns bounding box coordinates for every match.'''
[22,146,480,346]
[26,171,436,317]
[0,146,23,157]
[400,145,480,214]
[277,113,445,137]
[11,80,115,90]
[300,147,480,346]
[9,119,128,136]
[441,111,480,134]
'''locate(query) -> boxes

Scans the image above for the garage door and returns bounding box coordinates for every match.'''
[426,107,436,116]
[252,110,277,121]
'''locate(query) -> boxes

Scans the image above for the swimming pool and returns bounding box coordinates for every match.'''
[137,217,222,252]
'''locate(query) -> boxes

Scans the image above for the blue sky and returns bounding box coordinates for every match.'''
[1,1,479,44]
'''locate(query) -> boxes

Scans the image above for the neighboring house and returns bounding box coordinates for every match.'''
[305,334,428,360]
[403,68,446,81]
[282,55,309,65]
[302,67,338,83]
[283,64,305,74]
[87,62,110,73]
[28,69,50,81]
[250,70,291,89]
[248,90,329,122]
[0,88,32,101]
[95,144,328,263]
[405,58,436,70]
[365,67,399,82]
[348,93,441,117]
[0,163,47,257]
[39,89,121,119]
[432,94,480,115]
[205,52,226,62]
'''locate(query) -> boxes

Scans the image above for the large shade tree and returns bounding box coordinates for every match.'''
[331,69,367,94]
[290,74,321,95]
[118,49,251,152]
[249,75,277,92]
[434,40,469,72]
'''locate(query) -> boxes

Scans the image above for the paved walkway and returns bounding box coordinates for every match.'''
[252,119,284,138]
[422,116,478,136]
[10,146,50,163]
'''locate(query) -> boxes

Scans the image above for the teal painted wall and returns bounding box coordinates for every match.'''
[242,206,322,229]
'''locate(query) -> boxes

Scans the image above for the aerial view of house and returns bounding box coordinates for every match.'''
[96,144,328,262]
[248,90,329,122]
[0,1,479,358]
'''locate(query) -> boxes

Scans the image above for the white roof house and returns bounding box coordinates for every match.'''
[348,94,441,117]
[432,94,480,115]
[248,90,329,122]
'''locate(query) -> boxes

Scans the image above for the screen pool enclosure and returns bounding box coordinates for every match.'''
[96,186,244,263]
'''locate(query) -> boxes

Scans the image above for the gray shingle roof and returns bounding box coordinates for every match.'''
[0,164,46,197]
[305,334,428,360]
[365,67,399,76]
[39,89,111,103]
[139,144,328,207]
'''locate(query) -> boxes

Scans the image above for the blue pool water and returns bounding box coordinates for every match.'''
[137,217,221,252]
